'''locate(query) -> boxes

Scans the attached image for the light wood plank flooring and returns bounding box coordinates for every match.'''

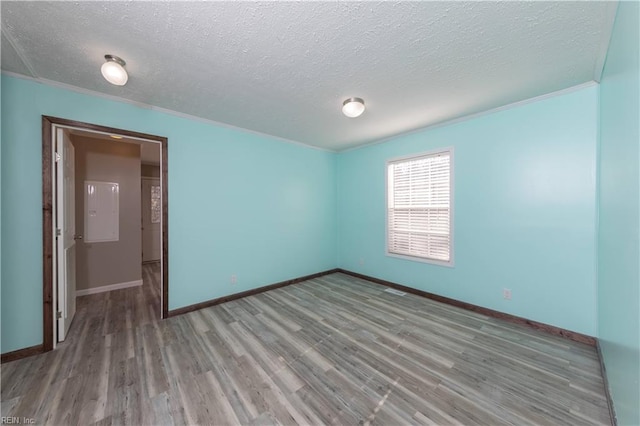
[1,265,611,425]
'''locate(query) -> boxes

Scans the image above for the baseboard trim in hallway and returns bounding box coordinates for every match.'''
[1,344,44,364]
[168,268,340,317]
[337,269,597,346]
[75,279,143,296]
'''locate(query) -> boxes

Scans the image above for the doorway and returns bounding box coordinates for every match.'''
[42,116,169,351]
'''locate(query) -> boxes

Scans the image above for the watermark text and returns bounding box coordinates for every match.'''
[1,417,36,424]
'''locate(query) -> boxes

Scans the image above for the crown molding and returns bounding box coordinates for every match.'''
[341,81,599,153]
[1,71,336,153]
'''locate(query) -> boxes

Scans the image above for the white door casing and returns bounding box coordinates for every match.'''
[56,128,77,341]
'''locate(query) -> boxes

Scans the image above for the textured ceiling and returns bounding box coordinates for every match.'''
[1,1,617,151]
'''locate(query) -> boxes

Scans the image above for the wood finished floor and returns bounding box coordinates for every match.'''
[1,265,611,425]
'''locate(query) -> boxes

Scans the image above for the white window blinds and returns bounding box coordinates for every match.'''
[387,150,452,264]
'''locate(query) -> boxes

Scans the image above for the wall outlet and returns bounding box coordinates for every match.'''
[503,288,512,300]
[230,274,237,285]
[358,257,364,266]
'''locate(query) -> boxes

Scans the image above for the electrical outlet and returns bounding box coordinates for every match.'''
[230,274,237,285]
[359,257,364,266]
[503,288,512,300]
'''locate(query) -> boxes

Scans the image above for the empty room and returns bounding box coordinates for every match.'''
[1,1,639,425]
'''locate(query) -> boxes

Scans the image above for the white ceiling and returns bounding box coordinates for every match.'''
[1,1,617,151]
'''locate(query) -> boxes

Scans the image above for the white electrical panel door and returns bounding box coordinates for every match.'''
[85,181,119,243]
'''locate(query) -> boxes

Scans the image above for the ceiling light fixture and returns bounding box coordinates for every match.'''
[101,54,128,86]
[110,135,123,139]
[342,97,365,118]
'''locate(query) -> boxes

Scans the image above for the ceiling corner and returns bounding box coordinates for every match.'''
[1,26,38,78]
[592,1,619,83]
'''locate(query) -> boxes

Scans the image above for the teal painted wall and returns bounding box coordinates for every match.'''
[0,78,3,344]
[0,75,337,353]
[337,86,599,336]
[598,2,640,425]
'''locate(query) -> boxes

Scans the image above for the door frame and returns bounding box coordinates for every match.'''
[42,116,169,352]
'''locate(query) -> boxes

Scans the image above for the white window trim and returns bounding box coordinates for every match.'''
[385,147,455,267]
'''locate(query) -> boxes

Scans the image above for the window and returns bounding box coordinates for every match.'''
[387,149,453,265]
[151,185,161,224]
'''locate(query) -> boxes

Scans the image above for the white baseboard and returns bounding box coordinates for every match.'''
[76,279,143,296]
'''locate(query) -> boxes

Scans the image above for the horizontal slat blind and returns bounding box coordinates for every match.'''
[388,151,451,262]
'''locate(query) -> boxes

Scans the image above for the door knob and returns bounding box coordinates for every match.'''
[74,235,83,240]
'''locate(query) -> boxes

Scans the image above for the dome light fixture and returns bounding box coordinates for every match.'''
[101,54,128,86]
[342,97,365,118]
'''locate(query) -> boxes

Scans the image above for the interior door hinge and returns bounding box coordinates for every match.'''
[55,152,61,162]
[56,228,61,237]
[56,311,62,319]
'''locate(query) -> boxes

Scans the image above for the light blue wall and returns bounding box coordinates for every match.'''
[0,76,3,344]
[598,2,640,425]
[0,79,3,342]
[0,75,337,353]
[337,86,599,336]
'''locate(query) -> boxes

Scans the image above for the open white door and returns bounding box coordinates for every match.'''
[56,128,77,342]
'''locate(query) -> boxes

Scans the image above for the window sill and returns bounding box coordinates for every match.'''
[386,251,455,268]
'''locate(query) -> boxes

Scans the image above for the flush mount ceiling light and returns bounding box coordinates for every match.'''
[342,97,365,118]
[101,54,128,86]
